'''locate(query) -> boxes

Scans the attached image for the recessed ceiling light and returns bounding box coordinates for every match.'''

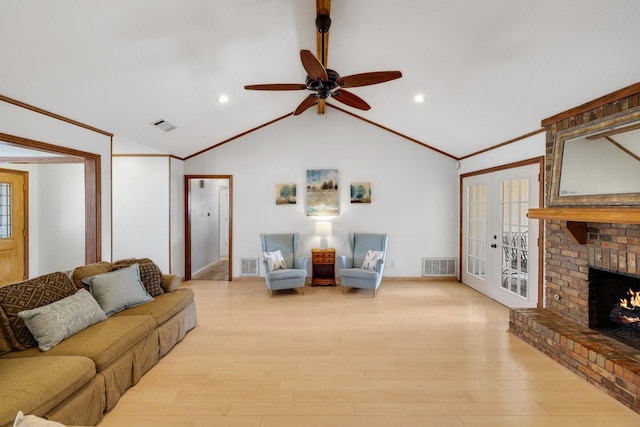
[217,95,229,104]
[414,94,425,103]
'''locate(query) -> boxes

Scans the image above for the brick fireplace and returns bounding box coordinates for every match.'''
[508,83,640,413]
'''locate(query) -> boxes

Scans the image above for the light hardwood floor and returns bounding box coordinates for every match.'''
[99,279,640,427]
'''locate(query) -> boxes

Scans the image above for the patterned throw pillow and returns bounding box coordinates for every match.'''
[0,272,77,350]
[361,250,385,271]
[18,288,107,351]
[264,250,287,271]
[111,258,165,297]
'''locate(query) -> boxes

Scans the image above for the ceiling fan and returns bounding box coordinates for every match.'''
[244,3,402,115]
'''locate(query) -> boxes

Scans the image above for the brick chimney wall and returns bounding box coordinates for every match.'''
[509,86,640,413]
[541,91,640,324]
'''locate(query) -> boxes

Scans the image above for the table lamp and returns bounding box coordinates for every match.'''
[315,221,332,250]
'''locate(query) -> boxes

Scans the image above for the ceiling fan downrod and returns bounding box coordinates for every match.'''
[315,13,331,65]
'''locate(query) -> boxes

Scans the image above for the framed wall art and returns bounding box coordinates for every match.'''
[306,169,339,216]
[275,183,296,205]
[350,182,371,203]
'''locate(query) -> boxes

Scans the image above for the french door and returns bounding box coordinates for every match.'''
[461,161,542,308]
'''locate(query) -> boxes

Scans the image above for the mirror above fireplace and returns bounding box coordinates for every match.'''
[549,109,640,206]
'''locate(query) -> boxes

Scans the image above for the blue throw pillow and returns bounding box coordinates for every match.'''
[83,263,154,316]
[18,289,107,351]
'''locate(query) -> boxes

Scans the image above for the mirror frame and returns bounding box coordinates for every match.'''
[549,108,640,206]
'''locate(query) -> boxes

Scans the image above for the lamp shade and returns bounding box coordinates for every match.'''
[315,221,332,237]
[315,222,332,250]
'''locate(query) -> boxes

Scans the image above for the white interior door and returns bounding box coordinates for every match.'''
[462,163,540,308]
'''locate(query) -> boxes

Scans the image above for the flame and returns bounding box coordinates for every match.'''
[620,288,640,309]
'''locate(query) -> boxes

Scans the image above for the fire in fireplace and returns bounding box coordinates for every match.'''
[610,288,640,330]
[589,268,640,349]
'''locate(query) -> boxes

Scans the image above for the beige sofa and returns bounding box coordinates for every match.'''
[0,259,197,427]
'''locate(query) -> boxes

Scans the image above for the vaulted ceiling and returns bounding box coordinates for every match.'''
[1,0,639,159]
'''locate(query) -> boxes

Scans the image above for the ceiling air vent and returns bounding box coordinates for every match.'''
[151,119,177,132]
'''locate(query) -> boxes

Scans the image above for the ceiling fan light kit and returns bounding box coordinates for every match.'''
[244,4,402,116]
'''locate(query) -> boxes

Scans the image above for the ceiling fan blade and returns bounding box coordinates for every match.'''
[331,89,371,111]
[300,50,328,81]
[244,83,307,91]
[294,94,318,115]
[338,71,403,88]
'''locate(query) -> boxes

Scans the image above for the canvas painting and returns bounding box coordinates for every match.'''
[306,169,339,216]
[275,183,296,205]
[351,182,371,203]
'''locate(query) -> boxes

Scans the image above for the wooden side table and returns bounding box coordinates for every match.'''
[311,248,336,286]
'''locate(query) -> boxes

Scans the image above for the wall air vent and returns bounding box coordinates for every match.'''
[151,119,177,132]
[422,257,458,277]
[240,257,259,277]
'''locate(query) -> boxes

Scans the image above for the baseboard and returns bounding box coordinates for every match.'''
[228,276,459,283]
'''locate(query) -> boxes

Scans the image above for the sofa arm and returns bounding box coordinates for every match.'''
[163,274,182,292]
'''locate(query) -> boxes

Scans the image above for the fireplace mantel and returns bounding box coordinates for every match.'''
[528,207,640,244]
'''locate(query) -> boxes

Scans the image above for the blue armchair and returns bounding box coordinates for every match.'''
[260,233,309,297]
[338,232,388,297]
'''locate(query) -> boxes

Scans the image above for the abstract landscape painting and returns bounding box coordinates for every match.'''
[306,169,339,216]
[350,182,371,203]
[275,183,296,205]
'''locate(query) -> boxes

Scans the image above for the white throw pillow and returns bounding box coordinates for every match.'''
[361,250,384,271]
[18,289,107,352]
[264,250,287,271]
[13,411,66,426]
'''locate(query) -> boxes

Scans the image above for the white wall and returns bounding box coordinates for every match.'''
[185,110,459,278]
[112,156,170,272]
[37,163,85,273]
[0,99,112,262]
[170,157,185,277]
[458,132,546,174]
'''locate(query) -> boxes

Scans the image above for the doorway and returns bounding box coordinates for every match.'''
[460,158,544,308]
[0,133,101,270]
[184,175,232,281]
[0,169,27,284]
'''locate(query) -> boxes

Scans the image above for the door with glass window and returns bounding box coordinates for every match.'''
[461,163,540,308]
[0,170,27,285]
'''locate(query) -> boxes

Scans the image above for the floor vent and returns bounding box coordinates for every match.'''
[422,257,458,277]
[240,257,259,276]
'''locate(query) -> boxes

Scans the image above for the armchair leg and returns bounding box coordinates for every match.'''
[342,285,346,294]
[300,286,305,295]
[372,289,376,298]
[268,289,273,298]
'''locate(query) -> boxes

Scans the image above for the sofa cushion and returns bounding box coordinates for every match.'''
[0,321,13,356]
[0,272,77,351]
[0,356,95,427]
[71,261,112,289]
[2,315,156,372]
[83,264,154,316]
[112,288,194,326]
[112,258,165,297]
[18,289,107,351]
